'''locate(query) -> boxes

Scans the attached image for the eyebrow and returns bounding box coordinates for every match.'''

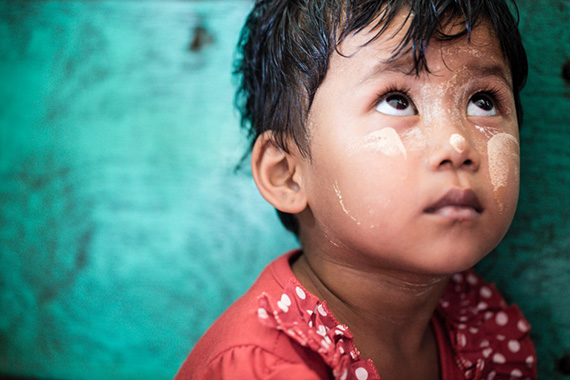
[360,57,416,84]
[475,64,513,88]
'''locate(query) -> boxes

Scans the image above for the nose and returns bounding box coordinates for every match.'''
[428,131,480,171]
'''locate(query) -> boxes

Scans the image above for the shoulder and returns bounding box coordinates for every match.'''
[174,251,330,380]
[176,343,327,380]
[437,269,537,380]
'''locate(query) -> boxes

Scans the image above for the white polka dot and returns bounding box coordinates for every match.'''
[458,323,467,330]
[440,300,450,308]
[355,367,369,380]
[480,286,493,298]
[340,369,348,380]
[469,327,479,334]
[306,309,313,315]
[467,273,479,285]
[495,311,509,326]
[492,353,506,364]
[483,348,493,358]
[484,311,494,320]
[317,304,327,317]
[486,370,496,380]
[477,302,489,311]
[258,308,268,319]
[518,319,529,332]
[480,339,490,348]
[452,273,463,283]
[511,369,523,378]
[278,295,290,312]
[496,334,505,341]
[525,355,534,366]
[296,286,306,300]
[458,333,467,347]
[477,360,485,371]
[317,325,327,336]
[508,340,521,353]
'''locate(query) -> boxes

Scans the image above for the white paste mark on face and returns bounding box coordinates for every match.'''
[401,127,427,151]
[420,68,465,132]
[474,125,498,139]
[333,180,361,225]
[349,127,406,159]
[450,133,467,153]
[487,133,520,212]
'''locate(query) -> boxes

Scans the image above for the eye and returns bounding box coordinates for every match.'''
[467,93,497,117]
[375,93,417,116]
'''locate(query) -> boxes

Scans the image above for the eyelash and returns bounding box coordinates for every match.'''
[471,86,505,111]
[375,85,414,106]
[374,85,506,112]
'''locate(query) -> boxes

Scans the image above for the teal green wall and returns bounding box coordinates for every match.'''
[476,0,570,377]
[0,1,568,379]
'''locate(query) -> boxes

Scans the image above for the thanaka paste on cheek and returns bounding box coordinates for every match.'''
[349,127,406,159]
[401,127,427,151]
[474,125,496,139]
[333,180,361,225]
[487,133,520,212]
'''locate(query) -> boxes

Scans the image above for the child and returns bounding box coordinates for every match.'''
[175,0,536,379]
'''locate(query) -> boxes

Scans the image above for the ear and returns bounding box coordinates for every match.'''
[251,132,307,214]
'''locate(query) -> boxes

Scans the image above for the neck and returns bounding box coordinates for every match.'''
[291,244,450,379]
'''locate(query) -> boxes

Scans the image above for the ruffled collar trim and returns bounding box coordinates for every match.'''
[435,270,536,380]
[257,269,536,380]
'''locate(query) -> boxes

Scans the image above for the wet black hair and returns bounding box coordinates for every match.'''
[234,0,528,235]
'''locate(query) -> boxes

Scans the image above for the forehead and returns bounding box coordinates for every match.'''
[333,17,511,86]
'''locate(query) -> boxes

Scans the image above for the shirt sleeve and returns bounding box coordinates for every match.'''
[199,345,324,380]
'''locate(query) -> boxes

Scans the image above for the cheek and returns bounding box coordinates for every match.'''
[486,132,520,212]
[318,128,410,228]
[348,127,407,158]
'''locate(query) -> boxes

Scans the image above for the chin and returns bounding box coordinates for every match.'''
[424,246,494,275]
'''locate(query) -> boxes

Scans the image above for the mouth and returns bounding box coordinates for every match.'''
[424,188,483,220]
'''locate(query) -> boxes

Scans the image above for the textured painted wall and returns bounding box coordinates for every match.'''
[475,0,570,377]
[0,1,568,379]
[0,2,297,379]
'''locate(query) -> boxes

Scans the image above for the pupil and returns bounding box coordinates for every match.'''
[387,95,408,110]
[475,97,493,111]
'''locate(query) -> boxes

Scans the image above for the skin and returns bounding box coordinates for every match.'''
[285,17,520,380]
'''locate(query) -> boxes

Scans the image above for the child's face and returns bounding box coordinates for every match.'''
[297,19,519,274]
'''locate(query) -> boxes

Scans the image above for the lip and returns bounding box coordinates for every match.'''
[424,188,483,220]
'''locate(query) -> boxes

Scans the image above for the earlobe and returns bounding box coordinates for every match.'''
[251,132,307,214]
